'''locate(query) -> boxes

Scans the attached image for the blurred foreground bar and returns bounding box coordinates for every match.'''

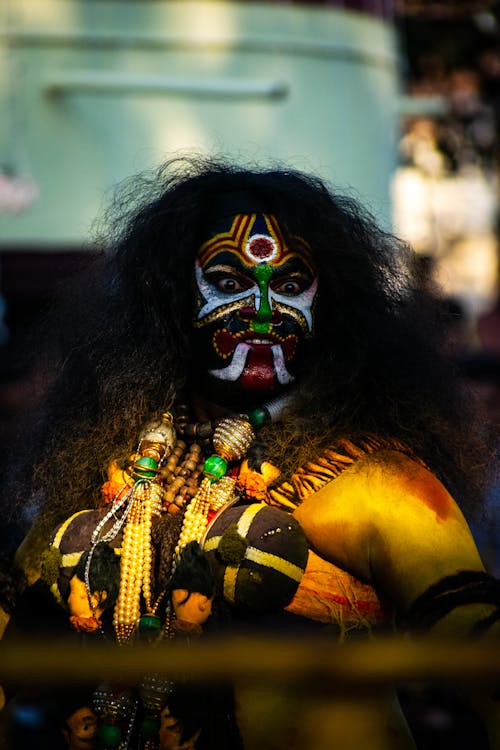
[1,635,500,688]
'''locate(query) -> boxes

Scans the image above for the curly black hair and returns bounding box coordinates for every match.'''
[167,541,216,600]
[1,156,486,559]
[74,543,121,611]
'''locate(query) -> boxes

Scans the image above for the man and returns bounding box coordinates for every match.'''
[1,158,498,748]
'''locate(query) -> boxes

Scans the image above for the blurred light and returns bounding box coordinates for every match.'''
[474,11,498,32]
[0,172,38,213]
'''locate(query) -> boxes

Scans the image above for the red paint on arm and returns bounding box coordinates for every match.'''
[411,473,454,522]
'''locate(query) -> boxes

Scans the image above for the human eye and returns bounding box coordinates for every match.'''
[216,275,247,293]
[204,267,252,295]
[271,274,311,296]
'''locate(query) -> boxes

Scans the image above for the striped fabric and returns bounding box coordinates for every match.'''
[267,436,415,510]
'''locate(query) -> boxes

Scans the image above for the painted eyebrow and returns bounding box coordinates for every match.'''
[270,274,311,288]
[201,254,316,276]
[202,252,248,272]
[202,263,246,274]
[272,258,315,277]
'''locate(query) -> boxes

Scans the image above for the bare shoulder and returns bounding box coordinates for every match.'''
[294,450,484,610]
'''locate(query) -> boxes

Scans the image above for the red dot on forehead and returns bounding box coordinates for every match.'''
[248,236,274,260]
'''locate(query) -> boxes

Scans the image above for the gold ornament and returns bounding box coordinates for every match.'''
[113,483,163,644]
[175,417,254,555]
[112,412,175,645]
[213,416,255,461]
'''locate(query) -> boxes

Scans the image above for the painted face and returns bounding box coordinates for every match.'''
[193,213,318,405]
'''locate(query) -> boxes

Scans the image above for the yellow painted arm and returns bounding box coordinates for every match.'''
[295,449,500,745]
[294,449,486,618]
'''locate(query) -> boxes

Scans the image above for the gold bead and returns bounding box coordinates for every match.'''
[213,417,254,462]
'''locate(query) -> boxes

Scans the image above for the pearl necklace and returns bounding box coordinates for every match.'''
[174,416,255,556]
[90,394,291,645]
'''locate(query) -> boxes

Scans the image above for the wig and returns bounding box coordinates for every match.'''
[1,156,486,572]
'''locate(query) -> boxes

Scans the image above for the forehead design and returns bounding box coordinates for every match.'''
[198,213,312,269]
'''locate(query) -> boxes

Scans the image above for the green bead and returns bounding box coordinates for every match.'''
[97,723,122,749]
[203,455,227,480]
[141,715,161,739]
[132,455,158,479]
[247,407,268,429]
[139,614,161,635]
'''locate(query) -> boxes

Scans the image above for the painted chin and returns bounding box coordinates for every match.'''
[209,341,295,392]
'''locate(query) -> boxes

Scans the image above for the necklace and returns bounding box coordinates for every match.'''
[107,413,176,644]
[174,392,293,439]
[174,415,255,556]
[87,393,292,646]
[170,393,294,551]
[86,397,290,747]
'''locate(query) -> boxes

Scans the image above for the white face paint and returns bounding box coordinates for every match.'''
[192,213,318,402]
[194,261,318,334]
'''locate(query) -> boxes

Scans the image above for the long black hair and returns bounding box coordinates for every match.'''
[2,156,486,558]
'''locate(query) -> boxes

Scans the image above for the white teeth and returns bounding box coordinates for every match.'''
[248,338,271,344]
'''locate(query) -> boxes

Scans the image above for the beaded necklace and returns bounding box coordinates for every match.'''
[86,394,291,646]
[86,394,289,747]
